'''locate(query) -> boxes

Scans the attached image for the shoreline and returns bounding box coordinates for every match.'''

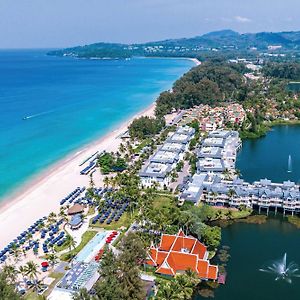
[0,102,156,248]
[0,57,198,249]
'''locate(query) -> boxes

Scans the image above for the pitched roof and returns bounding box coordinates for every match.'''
[146,229,218,281]
[67,204,84,215]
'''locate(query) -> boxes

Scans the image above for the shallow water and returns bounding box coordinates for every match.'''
[0,50,193,199]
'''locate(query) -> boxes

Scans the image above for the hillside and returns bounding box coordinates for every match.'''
[48,29,300,59]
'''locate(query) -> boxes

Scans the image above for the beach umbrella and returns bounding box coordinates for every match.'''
[41,261,49,267]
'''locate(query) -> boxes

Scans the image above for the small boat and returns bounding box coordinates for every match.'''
[22,116,30,120]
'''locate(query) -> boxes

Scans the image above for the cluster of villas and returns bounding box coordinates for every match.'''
[139,126,195,188]
[197,130,241,173]
[181,130,300,215]
[180,104,246,132]
[182,174,300,215]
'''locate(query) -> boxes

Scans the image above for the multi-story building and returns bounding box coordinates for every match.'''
[139,126,195,188]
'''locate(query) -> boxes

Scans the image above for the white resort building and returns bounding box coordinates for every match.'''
[139,126,195,188]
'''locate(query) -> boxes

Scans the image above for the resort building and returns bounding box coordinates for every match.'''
[145,229,218,280]
[181,171,300,215]
[196,130,241,173]
[48,231,111,300]
[139,126,195,188]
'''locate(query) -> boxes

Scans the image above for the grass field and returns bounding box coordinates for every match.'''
[60,230,97,261]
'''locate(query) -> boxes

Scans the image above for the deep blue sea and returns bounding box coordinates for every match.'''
[0,50,193,200]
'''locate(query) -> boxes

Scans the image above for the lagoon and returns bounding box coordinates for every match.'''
[196,218,300,300]
[194,126,300,299]
[236,125,300,184]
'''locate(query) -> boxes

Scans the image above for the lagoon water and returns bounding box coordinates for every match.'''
[194,126,300,300]
[237,125,300,184]
[0,50,193,200]
[197,218,300,300]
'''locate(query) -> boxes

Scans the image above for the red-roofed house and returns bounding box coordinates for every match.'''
[145,229,218,281]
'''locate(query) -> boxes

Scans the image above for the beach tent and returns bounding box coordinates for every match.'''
[67,204,84,215]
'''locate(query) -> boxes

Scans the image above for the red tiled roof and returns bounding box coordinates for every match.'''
[172,236,195,252]
[145,229,218,281]
[160,235,176,251]
[191,240,207,259]
[197,260,209,278]
[207,265,218,280]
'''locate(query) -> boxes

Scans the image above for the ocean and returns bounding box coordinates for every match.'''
[0,50,193,200]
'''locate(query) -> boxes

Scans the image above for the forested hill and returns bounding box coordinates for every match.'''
[48,30,300,59]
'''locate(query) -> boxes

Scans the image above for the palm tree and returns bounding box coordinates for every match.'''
[227,188,237,207]
[156,281,176,300]
[119,143,126,154]
[47,212,57,224]
[89,173,95,189]
[24,261,40,292]
[174,274,195,299]
[72,288,91,300]
[234,168,242,177]
[225,210,234,220]
[65,235,77,252]
[19,265,27,283]
[103,176,110,188]
[209,191,218,204]
[46,253,58,268]
[10,243,21,263]
[222,168,231,180]
[2,265,18,284]
[59,207,67,222]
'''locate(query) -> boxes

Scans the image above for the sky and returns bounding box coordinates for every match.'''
[0,0,299,48]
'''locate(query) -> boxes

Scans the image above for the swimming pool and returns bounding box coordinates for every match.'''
[74,231,108,263]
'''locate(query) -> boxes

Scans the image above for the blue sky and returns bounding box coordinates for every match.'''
[0,0,299,48]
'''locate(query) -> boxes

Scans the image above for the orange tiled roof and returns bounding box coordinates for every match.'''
[172,236,195,252]
[146,229,218,281]
[167,252,198,273]
[156,266,175,276]
[207,265,218,280]
[197,260,209,278]
[191,240,207,259]
[160,234,176,251]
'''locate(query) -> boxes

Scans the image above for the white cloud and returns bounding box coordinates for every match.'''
[234,16,252,23]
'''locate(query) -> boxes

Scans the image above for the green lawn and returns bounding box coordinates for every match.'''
[152,194,174,210]
[134,138,151,154]
[60,230,97,261]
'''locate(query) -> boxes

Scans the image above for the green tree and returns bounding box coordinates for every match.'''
[0,271,20,300]
[72,288,92,300]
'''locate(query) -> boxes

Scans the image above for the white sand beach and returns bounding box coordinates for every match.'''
[0,58,199,249]
[0,103,156,249]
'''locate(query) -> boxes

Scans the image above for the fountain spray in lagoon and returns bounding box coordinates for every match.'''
[259,253,300,283]
[288,154,292,173]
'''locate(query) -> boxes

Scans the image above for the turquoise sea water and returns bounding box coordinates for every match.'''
[0,50,193,200]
